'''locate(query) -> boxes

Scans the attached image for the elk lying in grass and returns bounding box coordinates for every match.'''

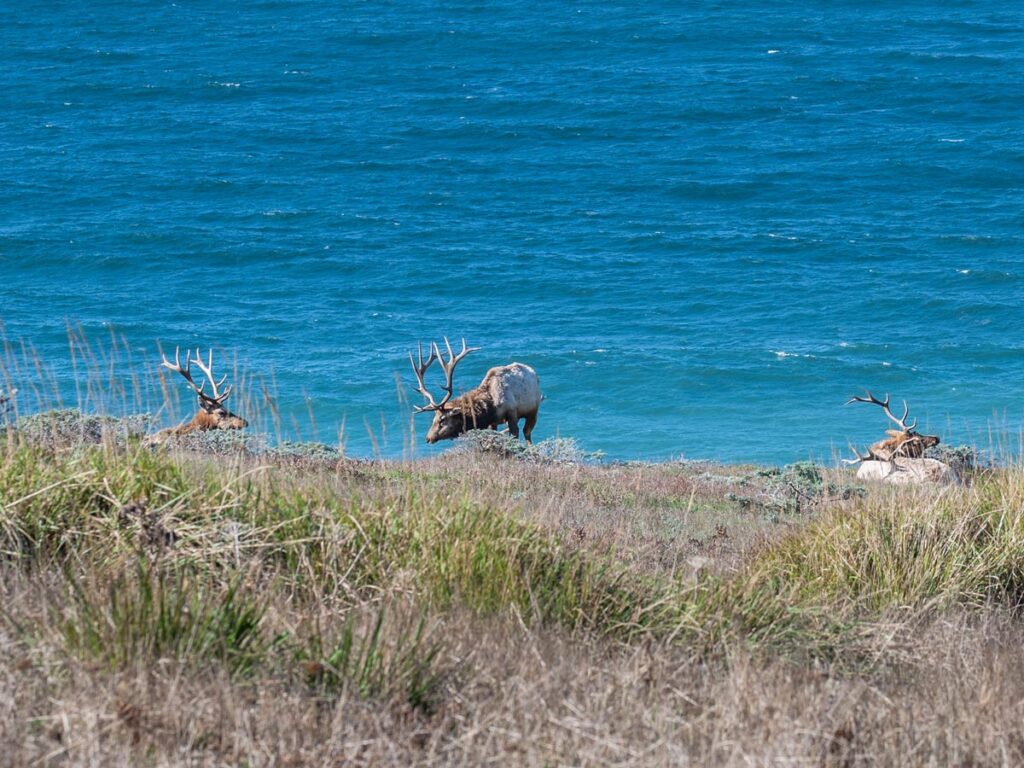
[146,347,247,445]
[845,390,939,463]
[409,338,542,444]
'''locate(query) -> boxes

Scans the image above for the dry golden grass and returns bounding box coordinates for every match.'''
[1,421,1022,766]
[4,596,1023,766]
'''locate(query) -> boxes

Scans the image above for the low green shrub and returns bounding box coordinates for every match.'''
[268,440,342,463]
[926,443,986,476]
[455,430,604,464]
[753,461,865,514]
[14,408,154,448]
[153,427,268,455]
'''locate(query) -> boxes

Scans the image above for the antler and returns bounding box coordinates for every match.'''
[408,341,441,412]
[408,337,479,412]
[845,390,916,431]
[161,347,233,407]
[842,443,874,465]
[190,348,233,404]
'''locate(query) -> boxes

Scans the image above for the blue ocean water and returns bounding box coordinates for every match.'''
[1,1,1022,463]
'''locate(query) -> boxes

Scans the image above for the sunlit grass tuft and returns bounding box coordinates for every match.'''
[61,558,267,674]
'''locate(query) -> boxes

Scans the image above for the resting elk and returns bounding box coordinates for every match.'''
[409,337,542,444]
[844,391,939,463]
[146,347,247,445]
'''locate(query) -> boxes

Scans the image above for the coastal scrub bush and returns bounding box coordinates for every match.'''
[752,461,865,514]
[265,439,342,466]
[14,408,153,448]
[154,427,268,455]
[455,429,604,464]
[926,443,986,477]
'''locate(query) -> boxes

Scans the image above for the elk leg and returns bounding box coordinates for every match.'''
[523,409,538,444]
[506,415,520,439]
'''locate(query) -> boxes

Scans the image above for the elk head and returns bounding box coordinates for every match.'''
[845,390,939,463]
[409,337,481,443]
[161,347,247,431]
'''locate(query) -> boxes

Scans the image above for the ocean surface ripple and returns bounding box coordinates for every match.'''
[2,1,1022,462]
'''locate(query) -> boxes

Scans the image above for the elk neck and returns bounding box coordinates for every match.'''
[452,388,497,428]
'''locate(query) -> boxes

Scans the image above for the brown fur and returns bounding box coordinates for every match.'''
[461,389,499,430]
[146,402,247,446]
[847,391,940,464]
[868,429,940,461]
[426,388,500,443]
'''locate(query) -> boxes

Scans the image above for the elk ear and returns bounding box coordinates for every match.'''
[885,429,904,438]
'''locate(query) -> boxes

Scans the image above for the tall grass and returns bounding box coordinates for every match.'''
[4,440,1024,663]
[299,606,445,712]
[61,558,267,674]
[0,443,679,639]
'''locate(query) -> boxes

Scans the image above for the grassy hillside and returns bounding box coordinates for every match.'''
[1,420,1021,766]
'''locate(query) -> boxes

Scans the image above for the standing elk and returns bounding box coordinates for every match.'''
[844,390,939,463]
[409,337,542,444]
[146,347,247,445]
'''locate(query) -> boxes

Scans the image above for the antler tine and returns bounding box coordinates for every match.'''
[880,395,914,431]
[189,347,233,404]
[841,443,873,465]
[438,337,480,373]
[846,389,915,431]
[433,336,480,409]
[160,346,204,394]
[409,341,440,412]
[190,348,210,396]
[899,400,917,431]
[845,390,890,409]
[213,381,233,403]
[160,345,184,374]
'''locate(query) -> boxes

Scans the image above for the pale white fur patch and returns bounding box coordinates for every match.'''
[482,363,542,420]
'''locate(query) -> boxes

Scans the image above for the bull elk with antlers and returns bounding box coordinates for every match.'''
[146,347,247,445]
[409,338,542,444]
[845,391,939,463]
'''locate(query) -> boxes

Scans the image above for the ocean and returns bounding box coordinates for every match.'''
[1,1,1022,463]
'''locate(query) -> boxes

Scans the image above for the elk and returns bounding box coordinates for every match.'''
[409,338,542,444]
[0,387,13,419]
[146,347,247,445]
[844,391,939,463]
